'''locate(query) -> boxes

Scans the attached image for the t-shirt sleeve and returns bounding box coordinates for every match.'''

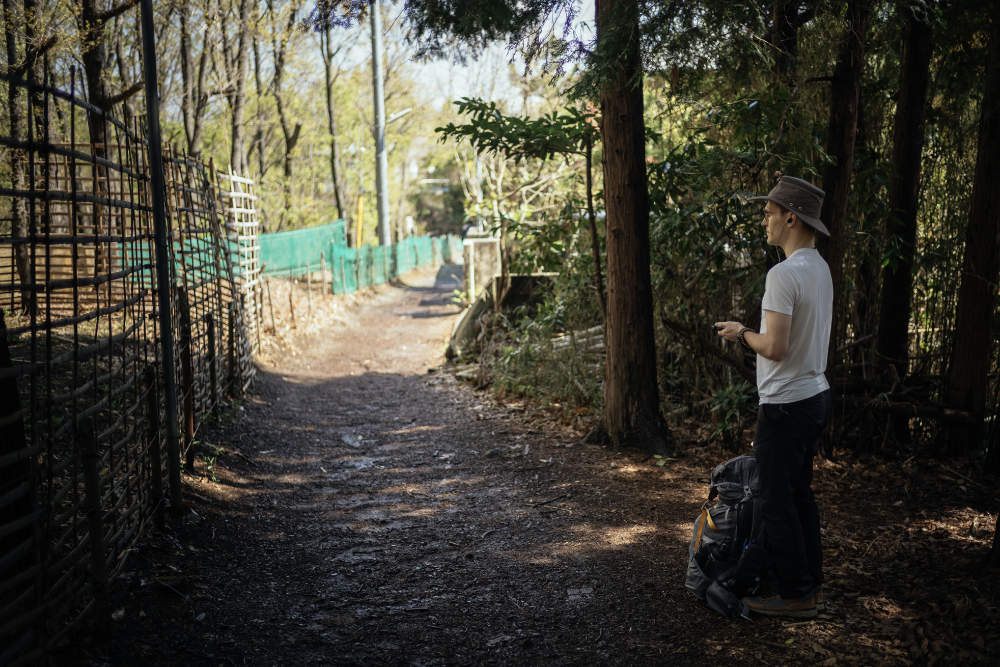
[762,265,795,316]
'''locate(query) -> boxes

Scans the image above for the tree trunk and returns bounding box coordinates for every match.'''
[215,0,250,172]
[320,25,345,220]
[850,91,881,372]
[4,0,32,316]
[179,1,209,157]
[269,0,302,230]
[821,0,871,372]
[595,0,669,453]
[80,0,113,282]
[252,32,268,180]
[771,0,801,83]
[584,132,606,320]
[945,13,1000,461]
[770,1,818,84]
[874,7,933,443]
[229,0,249,173]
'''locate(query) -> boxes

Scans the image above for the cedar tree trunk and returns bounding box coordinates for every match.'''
[821,0,871,372]
[595,0,669,453]
[946,14,1000,460]
[874,7,933,442]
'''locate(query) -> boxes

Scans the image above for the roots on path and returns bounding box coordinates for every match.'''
[80,264,997,665]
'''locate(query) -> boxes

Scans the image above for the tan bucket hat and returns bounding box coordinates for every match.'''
[749,175,829,236]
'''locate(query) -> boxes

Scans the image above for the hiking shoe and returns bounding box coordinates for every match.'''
[742,592,818,619]
[813,586,826,612]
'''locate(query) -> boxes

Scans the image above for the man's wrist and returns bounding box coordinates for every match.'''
[737,327,754,351]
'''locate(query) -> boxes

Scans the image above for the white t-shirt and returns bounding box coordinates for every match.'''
[757,247,832,404]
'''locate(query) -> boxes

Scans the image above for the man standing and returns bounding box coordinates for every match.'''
[714,175,833,618]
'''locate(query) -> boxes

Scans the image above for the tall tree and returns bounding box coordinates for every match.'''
[396,0,669,451]
[820,0,872,372]
[4,0,30,315]
[178,0,211,156]
[595,0,668,451]
[945,10,1000,460]
[318,21,347,220]
[267,0,303,230]
[78,0,142,279]
[874,2,934,441]
[212,0,251,172]
[770,0,819,83]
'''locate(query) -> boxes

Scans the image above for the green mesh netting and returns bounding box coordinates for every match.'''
[259,220,347,276]
[329,234,463,295]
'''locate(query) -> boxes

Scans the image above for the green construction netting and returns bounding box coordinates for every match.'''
[330,235,463,295]
[259,220,347,276]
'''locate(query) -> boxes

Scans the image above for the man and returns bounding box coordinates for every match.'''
[714,175,833,619]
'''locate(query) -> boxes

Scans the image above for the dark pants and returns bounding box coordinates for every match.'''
[754,389,831,599]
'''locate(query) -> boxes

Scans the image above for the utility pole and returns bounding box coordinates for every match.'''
[370,0,390,246]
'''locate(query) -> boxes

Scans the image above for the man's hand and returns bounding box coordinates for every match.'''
[714,321,744,343]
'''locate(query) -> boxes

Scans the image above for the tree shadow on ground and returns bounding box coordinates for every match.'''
[76,264,999,665]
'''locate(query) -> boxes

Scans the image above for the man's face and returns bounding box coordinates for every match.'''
[762,202,787,246]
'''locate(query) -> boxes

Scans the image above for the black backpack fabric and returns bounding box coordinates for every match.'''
[685,455,766,617]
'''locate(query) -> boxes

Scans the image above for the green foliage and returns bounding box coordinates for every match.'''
[483,289,603,410]
[436,97,597,163]
[709,382,756,450]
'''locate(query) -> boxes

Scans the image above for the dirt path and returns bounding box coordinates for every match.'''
[91,264,997,666]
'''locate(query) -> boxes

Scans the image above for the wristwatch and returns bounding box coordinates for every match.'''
[737,327,753,351]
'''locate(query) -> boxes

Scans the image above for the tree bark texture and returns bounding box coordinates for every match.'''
[849,93,881,371]
[945,13,1000,460]
[821,0,871,372]
[215,0,250,173]
[596,0,669,452]
[770,1,817,84]
[585,132,606,320]
[4,0,32,315]
[179,1,209,156]
[875,10,933,385]
[268,0,302,230]
[320,25,345,221]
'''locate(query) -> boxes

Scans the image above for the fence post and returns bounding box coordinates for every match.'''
[288,269,296,329]
[80,418,110,641]
[143,365,164,530]
[140,0,182,511]
[227,302,239,397]
[207,314,217,409]
[174,286,196,473]
[0,308,35,651]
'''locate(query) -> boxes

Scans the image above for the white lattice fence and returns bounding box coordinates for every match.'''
[218,168,262,354]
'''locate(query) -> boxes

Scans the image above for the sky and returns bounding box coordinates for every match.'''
[394,0,596,112]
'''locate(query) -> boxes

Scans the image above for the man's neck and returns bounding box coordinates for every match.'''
[780,235,815,258]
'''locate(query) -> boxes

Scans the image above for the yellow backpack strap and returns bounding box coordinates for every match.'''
[694,507,708,550]
[706,508,718,532]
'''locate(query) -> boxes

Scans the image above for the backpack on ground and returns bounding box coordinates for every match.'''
[685,455,766,617]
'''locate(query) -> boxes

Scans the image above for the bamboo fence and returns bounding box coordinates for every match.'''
[0,72,259,664]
